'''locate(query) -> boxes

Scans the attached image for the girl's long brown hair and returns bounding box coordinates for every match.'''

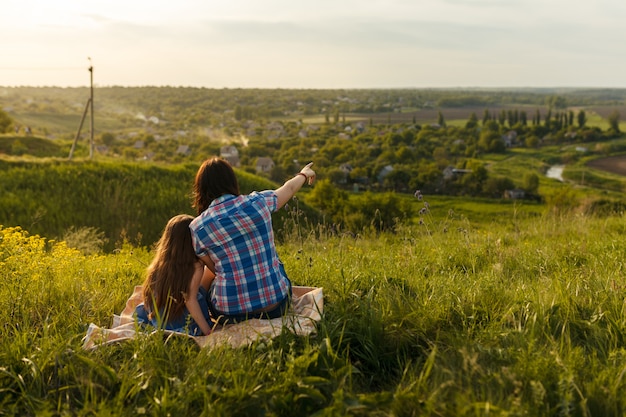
[142,214,197,321]
[193,157,240,215]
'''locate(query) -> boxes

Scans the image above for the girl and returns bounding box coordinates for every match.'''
[135,214,214,335]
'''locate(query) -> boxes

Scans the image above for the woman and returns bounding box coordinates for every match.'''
[136,214,214,335]
[190,157,315,324]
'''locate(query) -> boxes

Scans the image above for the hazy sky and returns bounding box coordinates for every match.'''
[2,0,625,88]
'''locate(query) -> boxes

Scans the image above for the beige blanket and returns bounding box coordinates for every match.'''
[82,286,323,350]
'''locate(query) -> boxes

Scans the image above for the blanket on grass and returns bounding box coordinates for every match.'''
[82,286,323,350]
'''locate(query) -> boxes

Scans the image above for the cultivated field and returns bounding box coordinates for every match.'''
[587,155,626,176]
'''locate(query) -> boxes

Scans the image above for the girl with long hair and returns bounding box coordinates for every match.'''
[136,214,214,335]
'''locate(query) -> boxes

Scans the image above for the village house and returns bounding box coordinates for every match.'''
[443,166,473,180]
[504,189,526,199]
[266,122,285,140]
[502,131,518,147]
[220,145,240,167]
[377,165,394,183]
[255,157,275,174]
[176,145,191,156]
[337,163,353,185]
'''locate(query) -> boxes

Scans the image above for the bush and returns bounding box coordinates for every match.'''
[62,226,108,255]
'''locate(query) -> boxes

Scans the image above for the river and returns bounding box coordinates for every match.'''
[546,165,564,181]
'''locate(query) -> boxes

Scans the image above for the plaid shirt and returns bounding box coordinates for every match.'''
[190,191,290,315]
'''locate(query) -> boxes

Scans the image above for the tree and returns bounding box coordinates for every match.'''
[482,176,515,198]
[498,110,506,126]
[270,165,288,183]
[413,162,441,193]
[478,121,505,153]
[547,95,567,109]
[305,179,348,222]
[327,167,349,185]
[383,168,411,192]
[482,108,491,125]
[522,173,539,194]
[608,110,620,133]
[437,111,446,127]
[99,132,116,146]
[344,191,407,232]
[507,110,514,128]
[234,105,243,121]
[544,109,552,129]
[525,135,540,148]
[520,110,527,126]
[394,146,414,163]
[459,162,488,196]
[577,110,586,128]
[0,109,13,133]
[465,112,478,129]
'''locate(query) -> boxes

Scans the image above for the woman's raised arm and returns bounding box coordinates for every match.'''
[275,162,315,209]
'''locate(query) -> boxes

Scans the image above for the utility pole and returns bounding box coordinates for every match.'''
[68,58,94,160]
[89,58,94,159]
[68,98,91,160]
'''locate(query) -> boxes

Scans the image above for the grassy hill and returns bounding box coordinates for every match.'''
[0,135,67,157]
[0,158,321,252]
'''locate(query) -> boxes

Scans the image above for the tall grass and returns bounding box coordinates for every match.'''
[1,207,626,415]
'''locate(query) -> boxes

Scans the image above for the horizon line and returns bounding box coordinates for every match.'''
[2,85,626,91]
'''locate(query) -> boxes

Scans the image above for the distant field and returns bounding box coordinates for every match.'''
[587,155,626,176]
[297,106,532,126]
[349,106,517,125]
[345,104,617,127]
[12,111,136,139]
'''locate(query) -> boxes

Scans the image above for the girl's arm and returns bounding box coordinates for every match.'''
[201,264,215,290]
[275,162,315,209]
[199,253,215,274]
[185,263,213,335]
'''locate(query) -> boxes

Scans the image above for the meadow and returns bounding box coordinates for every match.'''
[2,199,626,416]
[2,87,626,415]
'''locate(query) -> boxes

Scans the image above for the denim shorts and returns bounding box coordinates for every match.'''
[134,286,211,336]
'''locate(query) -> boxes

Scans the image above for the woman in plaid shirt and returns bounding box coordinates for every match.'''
[190,157,315,324]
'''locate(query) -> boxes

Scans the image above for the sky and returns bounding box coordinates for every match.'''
[2,0,626,89]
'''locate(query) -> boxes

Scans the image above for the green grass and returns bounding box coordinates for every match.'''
[13,111,130,138]
[0,135,67,158]
[585,112,610,130]
[3,207,626,415]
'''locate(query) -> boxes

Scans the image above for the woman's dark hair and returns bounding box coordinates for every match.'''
[142,214,197,320]
[193,157,240,214]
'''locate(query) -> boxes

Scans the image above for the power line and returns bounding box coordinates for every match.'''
[0,66,85,71]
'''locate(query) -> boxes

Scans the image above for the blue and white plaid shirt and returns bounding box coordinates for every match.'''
[190,191,290,315]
